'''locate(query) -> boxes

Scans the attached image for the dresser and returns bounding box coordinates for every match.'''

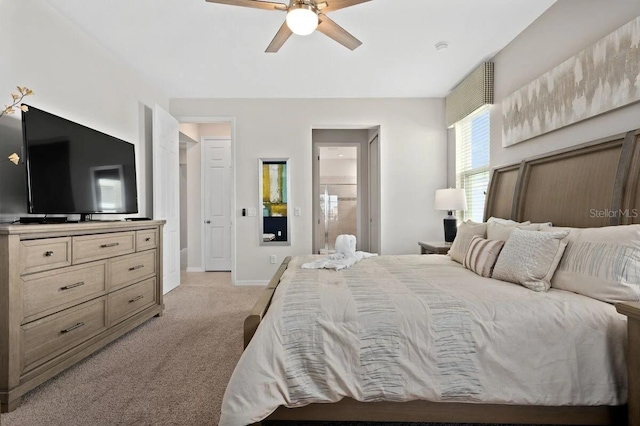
[0,220,165,412]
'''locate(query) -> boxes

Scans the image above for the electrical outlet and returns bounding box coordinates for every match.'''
[247,208,257,217]
[294,207,301,216]
[270,255,277,264]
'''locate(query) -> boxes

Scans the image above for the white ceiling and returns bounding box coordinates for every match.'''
[44,0,555,99]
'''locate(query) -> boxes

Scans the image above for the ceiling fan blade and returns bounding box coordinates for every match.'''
[317,14,362,50]
[205,0,288,11]
[265,21,293,52]
[319,0,371,13]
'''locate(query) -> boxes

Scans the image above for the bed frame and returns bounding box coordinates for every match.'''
[245,128,640,426]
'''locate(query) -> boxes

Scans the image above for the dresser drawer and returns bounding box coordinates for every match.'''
[108,277,157,326]
[22,298,107,373]
[20,237,72,275]
[72,232,135,264]
[110,250,157,291]
[22,262,107,324]
[136,229,158,252]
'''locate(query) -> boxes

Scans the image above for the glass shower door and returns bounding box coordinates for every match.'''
[318,183,358,254]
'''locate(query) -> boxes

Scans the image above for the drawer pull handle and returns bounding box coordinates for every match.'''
[145,237,151,242]
[100,242,120,248]
[61,322,85,334]
[128,264,144,271]
[129,295,144,304]
[60,281,85,291]
[44,251,54,257]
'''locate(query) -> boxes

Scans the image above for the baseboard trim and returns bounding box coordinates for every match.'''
[234,280,268,287]
[186,267,205,273]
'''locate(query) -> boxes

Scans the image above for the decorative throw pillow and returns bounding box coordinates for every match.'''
[463,236,505,278]
[487,217,520,225]
[545,225,640,303]
[486,221,535,241]
[492,228,570,292]
[448,221,487,264]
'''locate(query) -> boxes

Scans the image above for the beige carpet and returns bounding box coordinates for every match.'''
[1,271,264,426]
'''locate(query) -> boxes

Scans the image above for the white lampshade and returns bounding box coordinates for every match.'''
[286,5,318,36]
[434,188,467,211]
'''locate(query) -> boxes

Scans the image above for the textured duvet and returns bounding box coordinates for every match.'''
[220,255,627,425]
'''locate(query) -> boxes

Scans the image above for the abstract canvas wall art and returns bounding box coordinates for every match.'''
[502,16,640,147]
[262,161,288,217]
[259,158,290,245]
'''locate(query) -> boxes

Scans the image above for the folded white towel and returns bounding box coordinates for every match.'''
[335,234,356,256]
[302,234,377,271]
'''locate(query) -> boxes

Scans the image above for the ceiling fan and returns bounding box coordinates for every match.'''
[205,0,371,52]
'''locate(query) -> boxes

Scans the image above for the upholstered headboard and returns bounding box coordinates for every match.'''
[484,129,640,228]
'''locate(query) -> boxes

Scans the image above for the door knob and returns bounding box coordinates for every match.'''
[205,220,211,224]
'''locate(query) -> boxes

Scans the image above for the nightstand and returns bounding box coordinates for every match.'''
[418,241,451,255]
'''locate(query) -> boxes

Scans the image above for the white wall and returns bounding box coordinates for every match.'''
[320,159,357,180]
[171,98,447,282]
[179,123,200,142]
[200,123,232,137]
[490,0,640,167]
[0,0,169,220]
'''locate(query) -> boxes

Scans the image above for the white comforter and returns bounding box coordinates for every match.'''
[220,255,627,425]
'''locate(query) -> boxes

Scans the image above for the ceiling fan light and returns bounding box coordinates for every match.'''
[286,5,318,36]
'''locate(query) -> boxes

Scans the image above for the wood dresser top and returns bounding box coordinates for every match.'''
[0,220,166,236]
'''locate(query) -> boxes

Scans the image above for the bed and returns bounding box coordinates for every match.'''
[223,128,640,426]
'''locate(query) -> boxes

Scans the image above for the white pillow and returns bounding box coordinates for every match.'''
[492,228,570,292]
[531,222,553,227]
[538,225,572,234]
[486,221,537,242]
[487,217,519,225]
[545,225,640,303]
[448,221,487,264]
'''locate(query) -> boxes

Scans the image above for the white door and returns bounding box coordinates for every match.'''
[153,105,180,294]
[203,139,232,271]
[369,135,380,253]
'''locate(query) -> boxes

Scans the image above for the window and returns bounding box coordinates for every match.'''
[455,105,490,222]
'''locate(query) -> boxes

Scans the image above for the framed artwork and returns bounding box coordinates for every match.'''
[259,158,290,246]
[502,16,640,147]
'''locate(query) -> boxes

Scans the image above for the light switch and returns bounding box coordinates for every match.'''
[294,207,301,216]
[247,208,257,217]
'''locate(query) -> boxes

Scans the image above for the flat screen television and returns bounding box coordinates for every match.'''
[22,105,138,220]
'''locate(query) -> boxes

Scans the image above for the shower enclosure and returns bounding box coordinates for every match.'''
[318,183,358,254]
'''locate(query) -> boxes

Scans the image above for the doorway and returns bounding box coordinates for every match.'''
[179,144,189,270]
[312,128,380,254]
[316,146,359,254]
[176,119,235,280]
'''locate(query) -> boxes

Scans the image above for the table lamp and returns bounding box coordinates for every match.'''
[434,188,467,243]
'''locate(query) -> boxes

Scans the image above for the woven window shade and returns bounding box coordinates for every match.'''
[445,62,494,128]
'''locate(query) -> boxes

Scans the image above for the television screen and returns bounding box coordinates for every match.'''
[22,105,138,215]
